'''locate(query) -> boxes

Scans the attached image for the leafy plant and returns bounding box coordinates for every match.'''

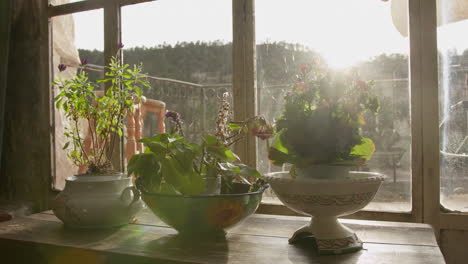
[128,93,272,195]
[54,52,150,174]
[268,65,380,170]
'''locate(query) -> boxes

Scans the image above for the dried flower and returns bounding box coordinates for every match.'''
[215,92,232,143]
[165,110,184,136]
[165,110,180,121]
[58,64,67,72]
[250,116,274,140]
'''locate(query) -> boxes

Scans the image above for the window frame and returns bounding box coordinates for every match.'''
[46,0,468,237]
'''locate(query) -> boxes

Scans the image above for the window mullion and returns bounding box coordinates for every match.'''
[409,0,440,234]
[232,0,257,168]
[103,1,124,172]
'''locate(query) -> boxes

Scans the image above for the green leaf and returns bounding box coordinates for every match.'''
[203,135,218,145]
[146,142,167,154]
[268,147,291,166]
[350,137,375,161]
[206,144,238,162]
[237,163,262,178]
[158,182,179,195]
[128,153,161,188]
[271,130,289,154]
[218,162,241,174]
[139,134,170,145]
[62,142,70,150]
[161,157,204,195]
[227,122,242,131]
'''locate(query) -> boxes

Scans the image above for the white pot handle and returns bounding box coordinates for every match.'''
[121,186,141,209]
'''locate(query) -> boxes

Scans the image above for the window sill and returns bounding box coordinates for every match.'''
[0,209,444,263]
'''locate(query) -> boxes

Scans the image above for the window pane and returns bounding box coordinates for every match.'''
[51,9,104,190]
[50,0,88,6]
[438,2,468,211]
[122,0,232,143]
[256,0,411,212]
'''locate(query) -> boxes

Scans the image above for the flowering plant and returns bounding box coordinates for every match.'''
[268,66,379,170]
[54,50,150,174]
[128,93,272,195]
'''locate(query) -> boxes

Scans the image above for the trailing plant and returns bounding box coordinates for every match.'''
[54,51,150,174]
[268,65,380,171]
[128,93,272,195]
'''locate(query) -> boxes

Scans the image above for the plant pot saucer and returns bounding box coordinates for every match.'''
[288,221,362,255]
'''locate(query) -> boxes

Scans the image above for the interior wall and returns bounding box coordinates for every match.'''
[0,0,51,212]
[440,229,468,264]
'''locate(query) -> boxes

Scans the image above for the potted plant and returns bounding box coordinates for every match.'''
[265,65,385,255]
[52,50,148,228]
[128,93,270,236]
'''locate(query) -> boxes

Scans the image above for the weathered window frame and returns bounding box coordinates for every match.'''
[46,0,468,239]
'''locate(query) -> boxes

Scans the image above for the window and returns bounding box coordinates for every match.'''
[47,0,468,231]
[256,0,411,213]
[438,1,468,212]
[121,0,232,141]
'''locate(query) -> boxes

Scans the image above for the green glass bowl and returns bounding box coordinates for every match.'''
[136,178,269,236]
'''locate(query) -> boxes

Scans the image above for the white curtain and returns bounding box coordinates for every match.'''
[391,0,468,36]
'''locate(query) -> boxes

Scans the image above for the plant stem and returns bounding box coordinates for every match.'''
[87,117,97,163]
[74,117,89,165]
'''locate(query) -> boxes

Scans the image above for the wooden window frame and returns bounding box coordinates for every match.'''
[46,0,468,236]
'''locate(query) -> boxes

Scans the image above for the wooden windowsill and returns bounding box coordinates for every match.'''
[0,209,444,263]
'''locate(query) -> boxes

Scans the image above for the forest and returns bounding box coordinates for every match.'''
[77,41,467,161]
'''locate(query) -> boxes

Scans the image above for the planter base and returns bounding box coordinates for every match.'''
[289,217,362,255]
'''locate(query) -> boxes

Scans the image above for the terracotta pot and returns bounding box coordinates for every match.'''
[53,173,143,228]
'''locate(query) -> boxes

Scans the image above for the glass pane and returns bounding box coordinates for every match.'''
[122,0,232,142]
[256,0,411,212]
[50,0,88,6]
[438,1,468,211]
[51,9,104,190]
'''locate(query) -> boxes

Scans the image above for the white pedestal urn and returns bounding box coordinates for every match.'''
[53,173,143,228]
[266,167,384,255]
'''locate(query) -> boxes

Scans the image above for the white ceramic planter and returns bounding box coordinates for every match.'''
[53,173,143,228]
[266,170,384,255]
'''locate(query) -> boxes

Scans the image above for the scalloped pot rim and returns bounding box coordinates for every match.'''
[265,171,386,185]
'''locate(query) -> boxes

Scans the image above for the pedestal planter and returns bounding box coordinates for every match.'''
[266,171,384,255]
[53,173,143,228]
[136,178,269,237]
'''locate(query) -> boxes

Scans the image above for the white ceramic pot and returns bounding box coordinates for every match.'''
[266,170,384,255]
[53,173,143,228]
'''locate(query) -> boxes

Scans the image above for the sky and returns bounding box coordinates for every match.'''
[72,0,468,69]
